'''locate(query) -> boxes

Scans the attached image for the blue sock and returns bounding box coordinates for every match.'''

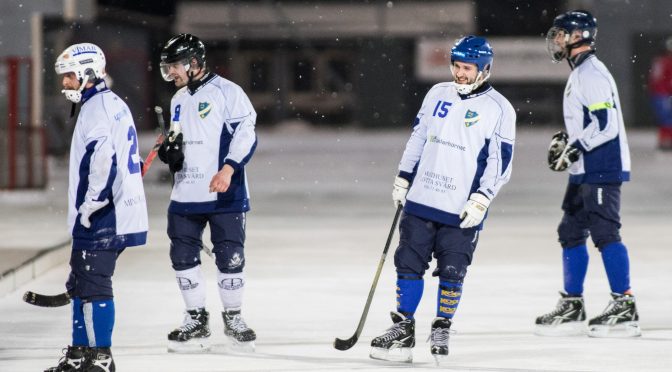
[71,297,89,346]
[562,245,589,296]
[396,274,423,319]
[600,242,631,294]
[83,299,115,347]
[437,281,462,319]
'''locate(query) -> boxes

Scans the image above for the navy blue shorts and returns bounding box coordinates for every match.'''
[168,212,246,273]
[66,249,122,301]
[394,212,479,283]
[557,183,622,248]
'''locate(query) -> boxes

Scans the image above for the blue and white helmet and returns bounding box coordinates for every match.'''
[546,10,597,63]
[450,36,494,95]
[54,43,106,103]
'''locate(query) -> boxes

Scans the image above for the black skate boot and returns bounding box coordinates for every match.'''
[167,308,211,353]
[369,311,415,363]
[82,347,114,372]
[429,317,452,365]
[44,345,88,372]
[587,293,641,338]
[223,309,256,351]
[534,291,586,336]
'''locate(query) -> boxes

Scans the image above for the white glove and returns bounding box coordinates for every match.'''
[392,176,410,207]
[459,193,491,229]
[78,199,110,229]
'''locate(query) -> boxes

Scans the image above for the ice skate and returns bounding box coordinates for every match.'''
[83,347,115,372]
[44,345,88,372]
[535,292,586,336]
[587,293,641,338]
[429,317,452,366]
[167,308,211,353]
[223,310,256,352]
[369,311,415,363]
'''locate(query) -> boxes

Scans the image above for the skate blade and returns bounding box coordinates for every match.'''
[369,347,412,363]
[167,338,211,353]
[587,322,642,338]
[534,322,586,337]
[225,336,256,353]
[432,354,448,366]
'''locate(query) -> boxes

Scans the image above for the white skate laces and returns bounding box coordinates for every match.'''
[225,313,250,333]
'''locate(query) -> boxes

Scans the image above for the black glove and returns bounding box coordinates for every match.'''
[158,132,184,173]
[547,131,568,167]
[550,144,581,171]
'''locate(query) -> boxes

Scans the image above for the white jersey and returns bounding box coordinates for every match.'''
[399,82,516,228]
[168,73,257,214]
[563,53,631,184]
[67,80,148,250]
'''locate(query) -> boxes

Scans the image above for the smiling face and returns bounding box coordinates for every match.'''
[451,61,479,85]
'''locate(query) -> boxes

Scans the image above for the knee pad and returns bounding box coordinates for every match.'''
[213,242,245,273]
[557,218,588,248]
[433,252,470,283]
[170,242,202,271]
[394,244,429,276]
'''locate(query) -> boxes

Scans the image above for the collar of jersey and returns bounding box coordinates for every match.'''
[81,79,109,104]
[458,82,492,100]
[187,72,217,95]
[569,50,595,69]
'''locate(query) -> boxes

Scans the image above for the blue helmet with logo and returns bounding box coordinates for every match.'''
[450,36,493,94]
[450,36,494,72]
[546,10,597,62]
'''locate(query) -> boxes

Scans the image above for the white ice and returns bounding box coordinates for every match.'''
[1,128,671,371]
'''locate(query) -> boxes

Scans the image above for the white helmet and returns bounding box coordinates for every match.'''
[54,43,106,103]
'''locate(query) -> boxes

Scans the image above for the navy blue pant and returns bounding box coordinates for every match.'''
[557,183,622,248]
[168,212,246,273]
[66,249,122,301]
[394,212,479,283]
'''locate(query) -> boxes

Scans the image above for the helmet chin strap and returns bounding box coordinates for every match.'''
[61,74,90,104]
[454,70,490,95]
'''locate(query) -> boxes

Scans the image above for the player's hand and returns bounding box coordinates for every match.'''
[159,132,184,173]
[550,144,581,172]
[392,176,410,207]
[209,164,234,193]
[459,192,490,229]
[78,199,110,229]
[547,131,568,167]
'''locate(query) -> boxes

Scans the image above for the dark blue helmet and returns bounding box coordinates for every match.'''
[546,10,597,62]
[450,36,494,72]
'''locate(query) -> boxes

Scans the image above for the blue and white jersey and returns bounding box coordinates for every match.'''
[67,80,148,250]
[398,82,516,228]
[168,73,257,214]
[563,53,631,184]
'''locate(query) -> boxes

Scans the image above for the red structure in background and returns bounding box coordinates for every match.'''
[1,57,46,189]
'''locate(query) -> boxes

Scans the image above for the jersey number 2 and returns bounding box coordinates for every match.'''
[127,126,141,174]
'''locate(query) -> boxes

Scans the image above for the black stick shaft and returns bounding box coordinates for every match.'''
[334,204,403,350]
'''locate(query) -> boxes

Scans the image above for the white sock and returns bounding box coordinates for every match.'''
[217,272,244,311]
[175,266,206,310]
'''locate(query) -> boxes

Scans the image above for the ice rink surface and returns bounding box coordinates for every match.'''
[1,128,671,371]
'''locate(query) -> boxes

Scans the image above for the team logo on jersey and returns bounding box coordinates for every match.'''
[198,102,211,119]
[464,110,479,127]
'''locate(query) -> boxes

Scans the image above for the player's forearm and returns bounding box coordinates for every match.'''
[225,120,257,170]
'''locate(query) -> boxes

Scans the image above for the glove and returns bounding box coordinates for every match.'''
[392,176,410,207]
[547,131,568,167]
[78,199,110,229]
[459,192,490,229]
[158,132,184,173]
[550,144,581,172]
